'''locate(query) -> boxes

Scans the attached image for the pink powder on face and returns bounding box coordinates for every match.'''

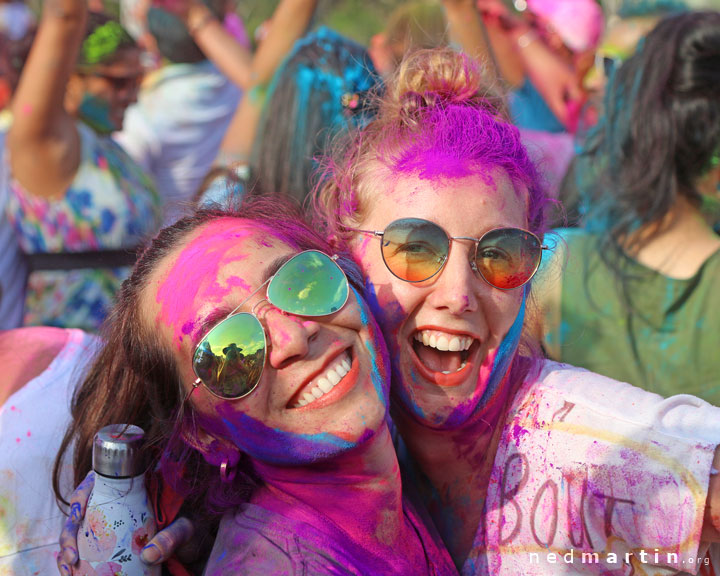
[155,218,275,349]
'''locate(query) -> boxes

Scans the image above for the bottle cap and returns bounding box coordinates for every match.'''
[92,424,147,478]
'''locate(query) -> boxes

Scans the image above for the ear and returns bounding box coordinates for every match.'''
[327,231,342,250]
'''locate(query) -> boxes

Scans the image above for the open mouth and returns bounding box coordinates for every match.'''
[289,349,355,409]
[410,329,480,386]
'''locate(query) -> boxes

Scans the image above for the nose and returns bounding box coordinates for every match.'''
[263,307,321,369]
[426,240,482,315]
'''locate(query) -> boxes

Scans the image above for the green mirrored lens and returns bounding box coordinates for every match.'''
[193,313,266,399]
[267,251,349,316]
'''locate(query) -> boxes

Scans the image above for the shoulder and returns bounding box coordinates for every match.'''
[0,327,99,406]
[522,359,720,444]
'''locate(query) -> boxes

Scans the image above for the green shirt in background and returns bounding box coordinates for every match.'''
[540,228,720,406]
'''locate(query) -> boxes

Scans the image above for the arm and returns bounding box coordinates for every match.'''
[442,0,496,83]
[508,24,584,131]
[166,0,318,90]
[0,327,69,405]
[216,0,318,162]
[245,0,318,87]
[175,0,254,89]
[7,0,85,200]
[444,0,524,88]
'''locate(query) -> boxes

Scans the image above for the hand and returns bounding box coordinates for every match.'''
[56,471,94,575]
[56,471,196,575]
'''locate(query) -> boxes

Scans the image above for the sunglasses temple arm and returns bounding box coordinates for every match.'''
[227,277,272,317]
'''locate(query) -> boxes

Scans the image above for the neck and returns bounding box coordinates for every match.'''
[250,425,422,561]
[394,368,518,568]
[625,195,720,279]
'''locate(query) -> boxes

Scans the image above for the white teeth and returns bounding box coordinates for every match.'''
[414,330,474,352]
[293,351,352,408]
[442,362,469,376]
[317,378,334,393]
[436,336,450,351]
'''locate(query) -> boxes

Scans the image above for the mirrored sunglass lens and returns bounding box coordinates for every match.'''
[381,219,449,282]
[475,229,541,289]
[193,314,266,398]
[267,251,349,316]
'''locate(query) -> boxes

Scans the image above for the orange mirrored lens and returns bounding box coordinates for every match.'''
[475,229,541,289]
[380,219,449,282]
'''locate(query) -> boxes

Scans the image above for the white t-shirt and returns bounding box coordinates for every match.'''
[116,61,241,225]
[0,112,26,330]
[465,360,720,575]
[0,329,98,576]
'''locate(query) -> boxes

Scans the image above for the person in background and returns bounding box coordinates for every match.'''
[535,11,720,405]
[0,25,34,330]
[215,0,321,170]
[114,0,243,224]
[558,0,692,226]
[249,26,381,207]
[5,0,161,332]
[0,327,99,576]
[443,0,602,198]
[368,0,448,78]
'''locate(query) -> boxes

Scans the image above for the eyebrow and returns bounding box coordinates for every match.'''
[195,253,296,340]
[262,254,293,283]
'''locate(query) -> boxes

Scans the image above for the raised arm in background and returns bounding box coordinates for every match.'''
[7,0,86,199]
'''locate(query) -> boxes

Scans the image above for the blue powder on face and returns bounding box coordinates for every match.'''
[223,415,358,466]
[443,290,526,428]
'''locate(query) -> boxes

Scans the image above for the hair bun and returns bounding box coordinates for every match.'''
[390,48,508,121]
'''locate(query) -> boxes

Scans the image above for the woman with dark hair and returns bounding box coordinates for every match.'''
[537,11,720,404]
[5,0,160,331]
[51,196,457,575]
[249,27,381,207]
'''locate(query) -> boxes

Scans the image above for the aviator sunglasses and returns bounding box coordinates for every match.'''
[191,250,349,400]
[351,218,547,289]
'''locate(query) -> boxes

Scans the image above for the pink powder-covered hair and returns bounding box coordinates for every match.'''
[312,48,551,242]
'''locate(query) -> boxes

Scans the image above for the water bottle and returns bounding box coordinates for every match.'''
[77,424,160,575]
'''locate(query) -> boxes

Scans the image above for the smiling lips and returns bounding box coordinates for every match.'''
[292,351,354,408]
[411,329,478,385]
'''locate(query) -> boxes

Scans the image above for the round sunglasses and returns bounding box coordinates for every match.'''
[191,250,349,400]
[351,218,547,289]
